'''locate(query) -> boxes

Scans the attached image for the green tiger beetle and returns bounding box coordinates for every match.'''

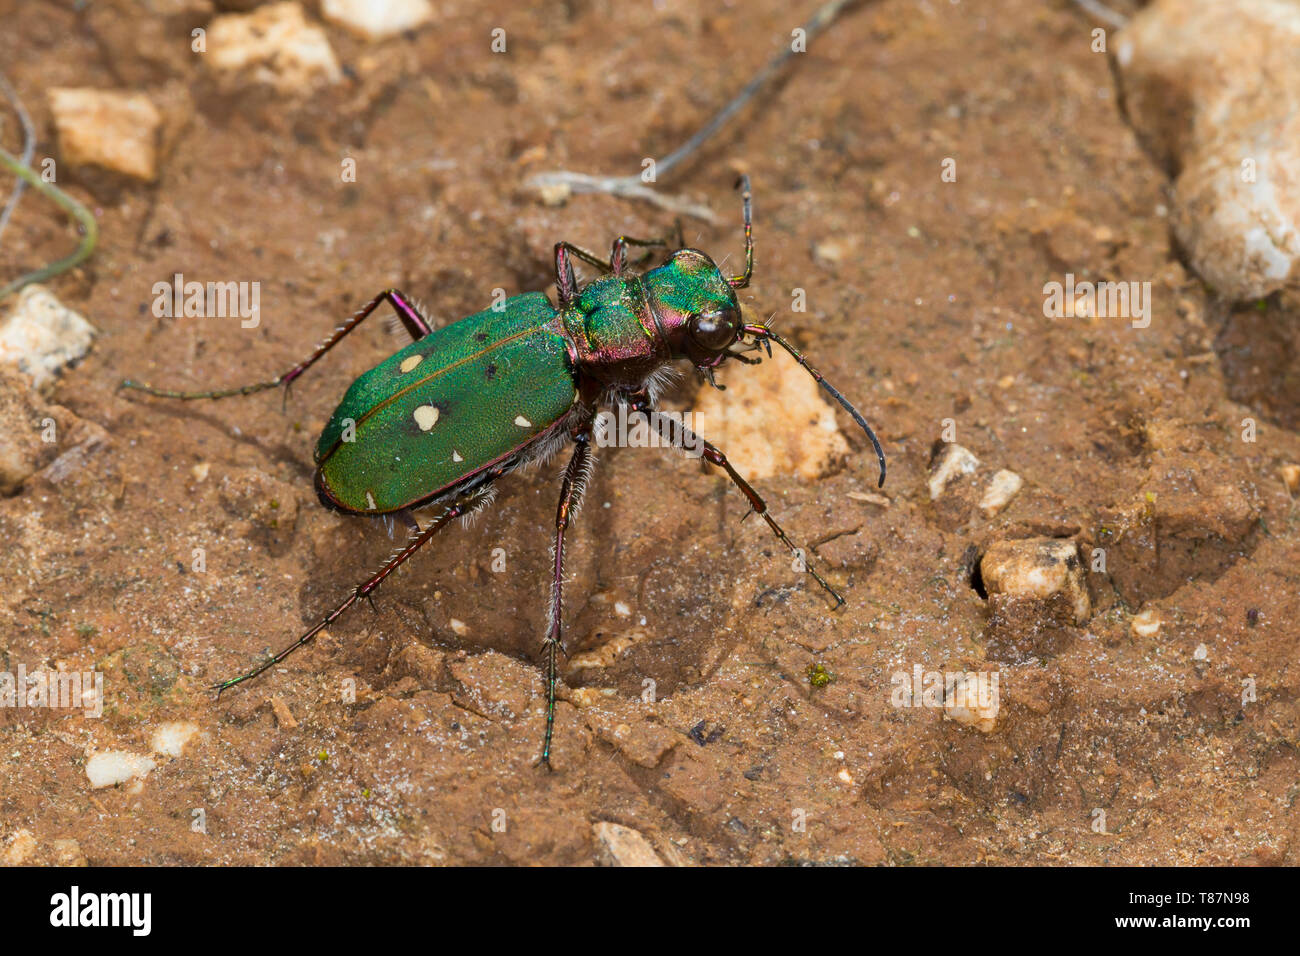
[121,177,886,768]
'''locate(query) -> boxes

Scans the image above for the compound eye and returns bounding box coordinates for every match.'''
[689,309,739,352]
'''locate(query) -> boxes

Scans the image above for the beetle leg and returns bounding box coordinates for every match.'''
[668,420,847,609]
[120,288,432,402]
[210,483,493,697]
[539,424,595,770]
[554,243,579,307]
[554,232,679,284]
[609,237,629,276]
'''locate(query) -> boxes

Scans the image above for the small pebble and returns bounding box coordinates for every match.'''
[943,673,1000,733]
[321,0,433,40]
[567,686,616,708]
[86,750,156,788]
[691,335,849,481]
[150,721,199,757]
[1193,643,1209,661]
[208,2,342,93]
[979,469,1023,517]
[980,537,1090,624]
[928,443,979,500]
[592,822,665,867]
[48,88,160,181]
[1131,608,1162,638]
[449,618,469,637]
[4,829,36,865]
[537,181,572,206]
[0,284,97,390]
[270,697,298,729]
[51,838,87,866]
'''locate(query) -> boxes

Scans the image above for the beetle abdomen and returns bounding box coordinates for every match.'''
[315,292,578,514]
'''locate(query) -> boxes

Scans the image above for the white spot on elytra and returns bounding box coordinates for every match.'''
[452,450,464,462]
[400,354,422,373]
[514,415,532,427]
[413,405,440,430]
[365,491,376,510]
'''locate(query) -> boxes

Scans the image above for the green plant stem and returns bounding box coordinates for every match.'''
[0,144,98,303]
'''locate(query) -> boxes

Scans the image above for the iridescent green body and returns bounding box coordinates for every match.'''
[314,253,739,516]
[315,293,576,514]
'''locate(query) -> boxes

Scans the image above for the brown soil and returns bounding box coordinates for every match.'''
[1,0,1298,866]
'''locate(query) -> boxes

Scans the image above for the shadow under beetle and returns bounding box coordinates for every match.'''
[122,177,886,768]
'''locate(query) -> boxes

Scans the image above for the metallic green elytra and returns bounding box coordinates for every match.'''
[315,293,576,514]
[120,177,887,770]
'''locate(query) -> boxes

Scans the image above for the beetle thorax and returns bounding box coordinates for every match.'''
[559,273,670,391]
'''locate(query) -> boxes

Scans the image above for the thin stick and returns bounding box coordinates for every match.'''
[524,0,862,221]
[0,144,99,303]
[1071,0,1128,28]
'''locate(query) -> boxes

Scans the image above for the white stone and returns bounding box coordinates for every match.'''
[48,88,160,181]
[1193,643,1209,661]
[86,750,156,788]
[1131,608,1162,638]
[592,822,664,867]
[691,334,851,481]
[0,284,97,390]
[943,673,1000,733]
[150,721,199,757]
[4,829,36,865]
[928,443,979,500]
[979,469,1023,517]
[980,537,1091,624]
[322,0,433,41]
[208,2,342,94]
[1115,0,1300,301]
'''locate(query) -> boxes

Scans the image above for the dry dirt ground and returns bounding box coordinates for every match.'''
[1,0,1298,865]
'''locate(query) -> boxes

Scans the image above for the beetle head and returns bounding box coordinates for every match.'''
[644,175,754,370]
[643,249,744,368]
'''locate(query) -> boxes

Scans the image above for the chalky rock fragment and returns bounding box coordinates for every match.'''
[48,88,161,181]
[321,0,433,40]
[0,284,97,390]
[592,822,665,867]
[208,2,342,93]
[1115,0,1300,300]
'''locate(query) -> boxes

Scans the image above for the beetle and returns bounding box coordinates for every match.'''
[122,177,886,767]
